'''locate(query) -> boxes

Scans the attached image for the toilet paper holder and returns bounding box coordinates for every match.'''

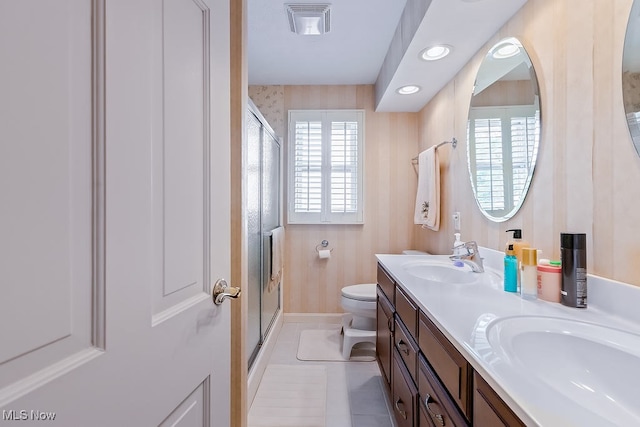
[315,240,333,253]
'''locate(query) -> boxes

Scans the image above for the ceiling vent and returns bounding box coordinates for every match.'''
[285,4,331,35]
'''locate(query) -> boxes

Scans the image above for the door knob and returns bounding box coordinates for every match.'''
[212,279,241,305]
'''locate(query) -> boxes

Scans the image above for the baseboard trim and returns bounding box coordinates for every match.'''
[283,312,344,324]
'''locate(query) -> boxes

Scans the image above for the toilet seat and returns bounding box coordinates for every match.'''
[341,283,376,302]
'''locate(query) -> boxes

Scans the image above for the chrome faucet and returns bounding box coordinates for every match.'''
[450,241,484,273]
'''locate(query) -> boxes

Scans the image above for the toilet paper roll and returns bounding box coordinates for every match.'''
[318,249,331,259]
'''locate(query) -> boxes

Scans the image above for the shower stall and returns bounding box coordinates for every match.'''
[247,99,282,369]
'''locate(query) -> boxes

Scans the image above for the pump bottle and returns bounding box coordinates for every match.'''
[506,229,530,289]
[503,244,518,292]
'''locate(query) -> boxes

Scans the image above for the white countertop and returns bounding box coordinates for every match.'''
[377,248,640,427]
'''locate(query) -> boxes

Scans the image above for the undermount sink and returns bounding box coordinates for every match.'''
[485,316,640,426]
[402,260,480,285]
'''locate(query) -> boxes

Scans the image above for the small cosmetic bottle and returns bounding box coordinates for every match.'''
[520,247,538,300]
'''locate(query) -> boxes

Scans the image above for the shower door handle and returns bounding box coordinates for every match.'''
[212,279,241,305]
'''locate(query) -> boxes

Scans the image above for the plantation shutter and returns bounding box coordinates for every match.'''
[288,110,364,224]
[510,114,539,205]
[293,120,322,214]
[471,117,505,211]
[330,119,359,214]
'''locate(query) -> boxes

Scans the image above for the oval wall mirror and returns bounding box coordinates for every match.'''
[467,37,541,222]
[623,0,640,156]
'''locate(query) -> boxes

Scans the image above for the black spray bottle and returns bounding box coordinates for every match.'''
[560,233,587,308]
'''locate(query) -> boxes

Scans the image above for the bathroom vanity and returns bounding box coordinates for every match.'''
[377,260,522,427]
[376,252,640,427]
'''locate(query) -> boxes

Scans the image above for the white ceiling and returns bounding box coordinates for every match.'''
[248,0,528,112]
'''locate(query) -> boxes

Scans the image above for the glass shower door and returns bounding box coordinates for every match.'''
[246,104,281,369]
[246,112,262,365]
[261,128,280,339]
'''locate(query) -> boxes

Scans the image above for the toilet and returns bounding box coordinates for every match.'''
[340,283,377,359]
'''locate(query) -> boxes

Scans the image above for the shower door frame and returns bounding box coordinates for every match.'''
[247,99,282,369]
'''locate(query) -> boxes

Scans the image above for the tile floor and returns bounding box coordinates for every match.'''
[251,321,396,427]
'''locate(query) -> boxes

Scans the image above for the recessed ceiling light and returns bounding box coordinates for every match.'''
[492,41,521,59]
[286,4,331,36]
[397,85,421,95]
[420,45,452,61]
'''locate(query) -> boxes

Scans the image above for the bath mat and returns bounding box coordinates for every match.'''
[248,364,327,427]
[296,327,376,362]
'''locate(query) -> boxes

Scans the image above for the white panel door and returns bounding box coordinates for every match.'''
[0,1,232,426]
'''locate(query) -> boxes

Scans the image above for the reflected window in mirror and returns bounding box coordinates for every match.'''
[467,37,541,222]
[623,0,640,156]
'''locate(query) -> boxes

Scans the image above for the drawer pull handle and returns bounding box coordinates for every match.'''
[387,317,393,332]
[424,394,445,426]
[397,340,410,356]
[394,398,408,420]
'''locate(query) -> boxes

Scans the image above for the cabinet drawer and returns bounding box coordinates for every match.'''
[377,291,394,386]
[392,348,417,427]
[395,318,418,383]
[395,286,418,338]
[377,263,395,304]
[418,311,472,419]
[419,355,469,427]
[473,372,525,427]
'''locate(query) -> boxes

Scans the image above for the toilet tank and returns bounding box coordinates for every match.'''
[402,250,429,255]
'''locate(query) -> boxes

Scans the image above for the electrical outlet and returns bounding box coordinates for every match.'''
[453,212,461,231]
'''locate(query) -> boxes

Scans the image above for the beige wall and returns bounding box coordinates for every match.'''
[249,85,418,313]
[250,0,640,315]
[417,0,640,287]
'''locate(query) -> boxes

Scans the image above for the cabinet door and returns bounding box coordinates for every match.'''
[473,372,525,427]
[392,348,418,427]
[377,289,394,386]
[418,356,469,427]
[419,311,472,419]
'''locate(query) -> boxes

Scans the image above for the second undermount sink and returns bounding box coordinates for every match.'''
[402,260,480,285]
[485,316,640,426]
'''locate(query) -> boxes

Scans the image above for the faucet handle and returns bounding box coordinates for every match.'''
[465,241,478,250]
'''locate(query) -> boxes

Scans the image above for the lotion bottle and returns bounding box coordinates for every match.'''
[521,247,538,300]
[453,233,465,256]
[503,243,518,292]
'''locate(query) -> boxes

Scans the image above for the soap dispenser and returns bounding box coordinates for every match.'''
[505,229,530,267]
[453,233,465,256]
[503,244,518,292]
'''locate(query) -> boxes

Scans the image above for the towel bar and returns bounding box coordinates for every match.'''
[411,137,457,164]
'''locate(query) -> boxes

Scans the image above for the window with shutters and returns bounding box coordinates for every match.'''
[467,106,539,216]
[287,110,364,224]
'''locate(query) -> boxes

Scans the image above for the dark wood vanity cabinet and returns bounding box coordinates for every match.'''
[392,348,418,427]
[376,264,396,387]
[376,262,524,427]
[418,355,469,427]
[473,372,525,427]
[419,311,472,421]
[376,289,394,386]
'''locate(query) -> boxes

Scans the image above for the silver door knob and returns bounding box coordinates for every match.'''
[212,279,241,305]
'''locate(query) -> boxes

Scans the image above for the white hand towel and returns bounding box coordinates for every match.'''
[414,147,440,230]
[268,226,285,293]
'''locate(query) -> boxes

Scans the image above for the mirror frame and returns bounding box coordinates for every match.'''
[622,0,640,157]
[466,37,542,223]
